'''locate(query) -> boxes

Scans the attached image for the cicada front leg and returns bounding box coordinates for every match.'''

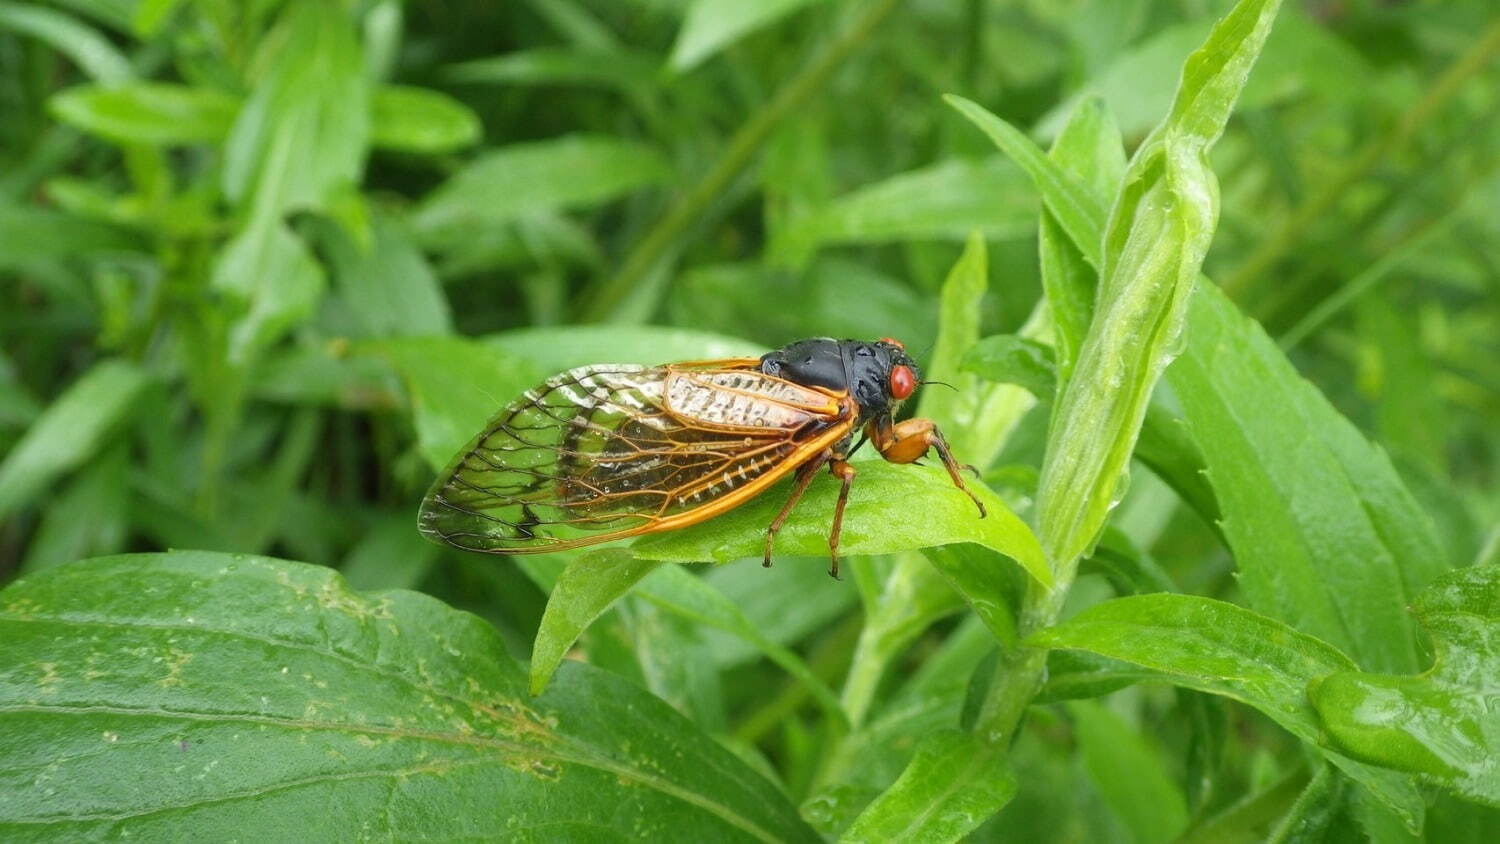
[867,417,987,518]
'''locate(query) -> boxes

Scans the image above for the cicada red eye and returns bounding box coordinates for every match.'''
[890,364,916,400]
[879,336,905,349]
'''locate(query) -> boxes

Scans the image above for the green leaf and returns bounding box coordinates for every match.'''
[530,548,663,695]
[698,561,858,667]
[321,213,452,338]
[0,359,148,520]
[210,219,325,364]
[634,565,847,728]
[943,96,1107,268]
[370,85,480,154]
[1037,8,1372,141]
[920,544,1021,651]
[1031,594,1425,831]
[1068,700,1189,843]
[0,2,131,83]
[340,515,439,592]
[1031,0,1284,571]
[1266,764,1348,844]
[49,83,240,146]
[961,334,1057,398]
[0,205,143,268]
[366,336,541,471]
[669,258,938,354]
[918,233,1034,471]
[769,158,1037,267]
[0,552,819,842]
[1310,565,1500,807]
[19,444,128,572]
[222,1,369,220]
[1040,97,1126,383]
[632,460,1050,588]
[837,555,969,727]
[1168,283,1447,673]
[670,0,830,72]
[410,136,673,249]
[840,730,1016,844]
[444,47,661,90]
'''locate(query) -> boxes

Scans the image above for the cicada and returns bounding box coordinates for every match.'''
[418,337,985,578]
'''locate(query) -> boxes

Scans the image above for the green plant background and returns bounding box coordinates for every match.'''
[2,0,1499,840]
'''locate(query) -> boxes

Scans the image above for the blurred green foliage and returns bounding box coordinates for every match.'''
[2,0,1500,839]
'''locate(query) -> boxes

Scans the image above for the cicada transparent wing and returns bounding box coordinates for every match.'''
[418,362,856,554]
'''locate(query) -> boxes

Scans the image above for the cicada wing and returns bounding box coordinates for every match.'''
[418,363,854,554]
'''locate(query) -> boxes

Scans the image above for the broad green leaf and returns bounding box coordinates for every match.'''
[769,158,1037,266]
[49,83,240,145]
[321,214,452,338]
[222,1,369,220]
[530,548,663,695]
[961,334,1057,399]
[1310,565,1500,806]
[1133,397,1221,527]
[0,2,130,83]
[670,0,829,72]
[211,219,325,364]
[444,47,660,90]
[632,461,1050,588]
[0,553,819,842]
[1068,700,1189,843]
[370,85,480,154]
[487,324,762,375]
[0,359,147,520]
[840,730,1016,844]
[1031,594,1425,831]
[367,336,540,471]
[411,136,673,249]
[1168,282,1447,673]
[1032,0,1283,572]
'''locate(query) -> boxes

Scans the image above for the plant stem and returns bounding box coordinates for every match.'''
[1220,17,1500,298]
[971,574,1072,745]
[579,0,905,322]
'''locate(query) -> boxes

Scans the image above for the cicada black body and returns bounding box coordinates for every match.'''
[418,337,984,578]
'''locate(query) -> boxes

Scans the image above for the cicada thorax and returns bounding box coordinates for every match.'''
[557,368,843,516]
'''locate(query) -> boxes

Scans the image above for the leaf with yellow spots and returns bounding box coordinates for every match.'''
[0,552,818,842]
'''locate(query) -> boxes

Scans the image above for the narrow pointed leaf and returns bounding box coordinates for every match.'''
[840,730,1015,844]
[1311,565,1500,807]
[1032,594,1424,831]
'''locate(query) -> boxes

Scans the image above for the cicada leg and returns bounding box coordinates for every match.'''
[826,459,857,580]
[763,451,833,568]
[868,417,987,518]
